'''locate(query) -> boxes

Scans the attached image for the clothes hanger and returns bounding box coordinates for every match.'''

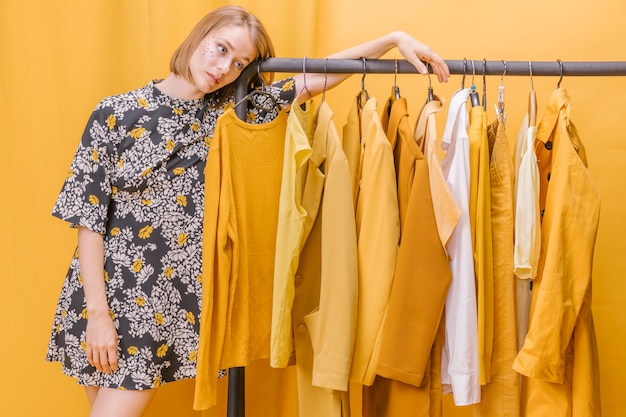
[387,59,401,117]
[233,60,280,112]
[321,57,329,102]
[357,57,370,109]
[470,59,481,107]
[481,58,487,111]
[461,58,467,90]
[426,62,434,102]
[528,61,537,127]
[392,59,401,100]
[495,60,507,124]
[297,55,314,103]
[556,59,564,88]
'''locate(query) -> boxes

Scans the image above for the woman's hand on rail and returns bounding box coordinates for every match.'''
[393,31,450,83]
[293,30,449,101]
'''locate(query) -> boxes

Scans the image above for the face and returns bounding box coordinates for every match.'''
[189,24,256,94]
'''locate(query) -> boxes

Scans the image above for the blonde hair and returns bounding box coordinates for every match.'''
[170,6,275,103]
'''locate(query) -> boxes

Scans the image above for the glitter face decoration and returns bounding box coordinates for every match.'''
[202,37,215,57]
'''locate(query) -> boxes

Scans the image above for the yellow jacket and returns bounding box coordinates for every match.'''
[513,87,602,416]
[292,101,358,417]
[270,104,312,368]
[376,96,451,388]
[348,97,400,386]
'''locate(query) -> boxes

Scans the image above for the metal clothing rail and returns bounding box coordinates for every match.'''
[234,58,626,119]
[248,57,626,76]
[227,57,626,417]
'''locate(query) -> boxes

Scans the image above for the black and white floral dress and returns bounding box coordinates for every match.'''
[47,78,295,390]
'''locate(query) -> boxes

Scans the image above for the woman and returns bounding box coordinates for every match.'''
[46,5,449,416]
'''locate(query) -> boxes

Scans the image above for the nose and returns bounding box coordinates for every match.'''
[216,57,233,74]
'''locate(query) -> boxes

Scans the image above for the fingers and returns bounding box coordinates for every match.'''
[418,51,450,83]
[86,343,119,374]
[105,347,119,372]
[398,37,450,83]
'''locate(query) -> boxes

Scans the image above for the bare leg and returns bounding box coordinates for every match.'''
[84,386,100,407]
[88,387,156,417]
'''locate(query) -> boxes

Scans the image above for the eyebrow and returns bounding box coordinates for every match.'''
[219,37,253,64]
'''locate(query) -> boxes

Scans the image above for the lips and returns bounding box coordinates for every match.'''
[208,73,220,85]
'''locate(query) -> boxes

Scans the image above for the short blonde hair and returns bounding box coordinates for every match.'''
[170,6,275,102]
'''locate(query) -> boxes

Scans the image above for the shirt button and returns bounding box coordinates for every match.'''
[545,141,553,150]
[294,274,304,285]
[547,172,551,181]
[297,324,307,334]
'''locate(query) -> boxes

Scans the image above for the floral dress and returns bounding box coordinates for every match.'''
[47,78,295,390]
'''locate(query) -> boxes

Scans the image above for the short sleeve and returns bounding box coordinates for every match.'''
[269,77,296,107]
[51,102,118,235]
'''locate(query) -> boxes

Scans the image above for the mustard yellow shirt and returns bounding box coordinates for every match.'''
[472,118,521,417]
[468,104,495,385]
[194,109,287,409]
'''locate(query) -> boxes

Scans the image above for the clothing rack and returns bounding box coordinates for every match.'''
[227,57,626,417]
[235,58,626,119]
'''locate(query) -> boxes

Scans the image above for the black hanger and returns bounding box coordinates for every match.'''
[233,60,280,112]
[557,59,564,88]
[387,59,402,117]
[481,58,487,110]
[357,57,370,109]
[392,59,401,100]
[426,62,434,102]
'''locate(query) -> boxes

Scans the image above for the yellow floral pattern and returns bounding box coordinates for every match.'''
[47,78,295,390]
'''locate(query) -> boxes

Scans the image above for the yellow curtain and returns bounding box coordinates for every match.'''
[2,1,625,416]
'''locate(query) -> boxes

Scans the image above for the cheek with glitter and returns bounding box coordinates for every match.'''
[202,39,215,57]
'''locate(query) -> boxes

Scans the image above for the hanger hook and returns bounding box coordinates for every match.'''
[361,57,367,91]
[426,62,434,101]
[322,57,328,102]
[394,59,398,88]
[297,55,313,99]
[497,60,506,117]
[302,55,308,88]
[557,59,564,88]
[461,58,467,89]
[357,57,370,108]
[529,61,535,91]
[470,59,476,87]
[482,58,487,85]
[482,59,487,110]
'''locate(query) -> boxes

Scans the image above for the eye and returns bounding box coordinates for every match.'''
[217,45,226,54]
[234,61,245,70]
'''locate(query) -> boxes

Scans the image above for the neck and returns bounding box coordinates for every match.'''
[155,74,204,100]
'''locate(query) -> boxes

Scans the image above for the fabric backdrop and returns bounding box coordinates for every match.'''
[1,0,624,415]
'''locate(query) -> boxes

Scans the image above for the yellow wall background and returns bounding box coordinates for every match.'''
[1,0,624,416]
